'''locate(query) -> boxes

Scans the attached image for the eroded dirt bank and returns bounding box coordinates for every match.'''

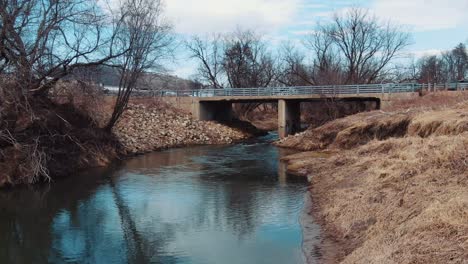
[279,93,468,263]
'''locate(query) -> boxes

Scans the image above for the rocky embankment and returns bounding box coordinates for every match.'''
[279,98,468,263]
[114,104,255,155]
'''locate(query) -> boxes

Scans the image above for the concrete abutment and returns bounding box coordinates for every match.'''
[193,101,233,122]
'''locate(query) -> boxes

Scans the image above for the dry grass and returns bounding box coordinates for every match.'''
[276,110,415,150]
[277,99,468,151]
[384,91,468,112]
[279,93,468,263]
[285,134,468,263]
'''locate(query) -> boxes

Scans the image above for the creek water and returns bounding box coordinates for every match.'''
[0,133,320,264]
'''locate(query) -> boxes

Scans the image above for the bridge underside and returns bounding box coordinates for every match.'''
[191,96,384,138]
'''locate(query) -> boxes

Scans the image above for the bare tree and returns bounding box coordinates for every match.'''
[316,8,411,84]
[276,42,314,86]
[388,57,420,83]
[187,30,276,89]
[187,29,276,117]
[186,34,224,88]
[278,8,410,86]
[105,0,174,131]
[0,0,126,98]
[304,31,344,85]
[223,30,276,89]
[222,30,276,116]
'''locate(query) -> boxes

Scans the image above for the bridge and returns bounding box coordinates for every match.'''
[134,83,467,138]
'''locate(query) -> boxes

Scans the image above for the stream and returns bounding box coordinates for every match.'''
[0,133,321,264]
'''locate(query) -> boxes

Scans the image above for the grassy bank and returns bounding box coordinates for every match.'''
[279,92,468,263]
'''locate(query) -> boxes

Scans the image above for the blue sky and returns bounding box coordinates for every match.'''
[162,0,468,78]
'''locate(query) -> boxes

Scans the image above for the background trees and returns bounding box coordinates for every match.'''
[441,43,468,82]
[186,29,276,89]
[324,8,411,84]
[277,8,412,87]
[186,34,224,88]
[222,30,276,89]
[187,29,277,116]
[416,43,468,83]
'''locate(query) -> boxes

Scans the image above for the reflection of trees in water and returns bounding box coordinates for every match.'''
[0,143,306,263]
[110,176,147,263]
[0,168,110,263]
[184,143,305,240]
[116,142,301,243]
[109,173,179,264]
[0,165,179,264]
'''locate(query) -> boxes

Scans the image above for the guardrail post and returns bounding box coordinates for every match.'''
[357,85,360,95]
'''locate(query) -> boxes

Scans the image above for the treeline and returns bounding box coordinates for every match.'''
[407,44,468,83]
[187,9,467,88]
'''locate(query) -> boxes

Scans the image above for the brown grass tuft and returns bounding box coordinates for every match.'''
[286,134,468,263]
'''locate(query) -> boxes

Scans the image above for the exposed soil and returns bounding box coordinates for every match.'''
[0,97,118,187]
[279,92,468,263]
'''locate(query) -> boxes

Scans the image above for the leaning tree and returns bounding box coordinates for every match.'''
[105,0,174,131]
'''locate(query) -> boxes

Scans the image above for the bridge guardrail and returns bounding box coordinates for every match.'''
[114,82,468,97]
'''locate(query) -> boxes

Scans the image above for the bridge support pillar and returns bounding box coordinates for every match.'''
[278,99,300,139]
[193,101,233,122]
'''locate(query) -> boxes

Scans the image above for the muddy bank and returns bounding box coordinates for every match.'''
[279,97,468,263]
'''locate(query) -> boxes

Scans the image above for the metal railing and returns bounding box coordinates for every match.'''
[114,82,468,97]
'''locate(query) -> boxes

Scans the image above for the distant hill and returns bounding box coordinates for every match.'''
[67,65,203,91]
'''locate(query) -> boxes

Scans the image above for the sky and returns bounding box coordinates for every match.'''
[163,0,468,78]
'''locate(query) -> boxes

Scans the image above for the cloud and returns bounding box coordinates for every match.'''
[409,49,444,58]
[372,0,468,31]
[165,0,302,34]
[290,30,316,35]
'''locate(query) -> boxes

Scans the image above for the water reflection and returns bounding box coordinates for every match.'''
[0,134,309,264]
